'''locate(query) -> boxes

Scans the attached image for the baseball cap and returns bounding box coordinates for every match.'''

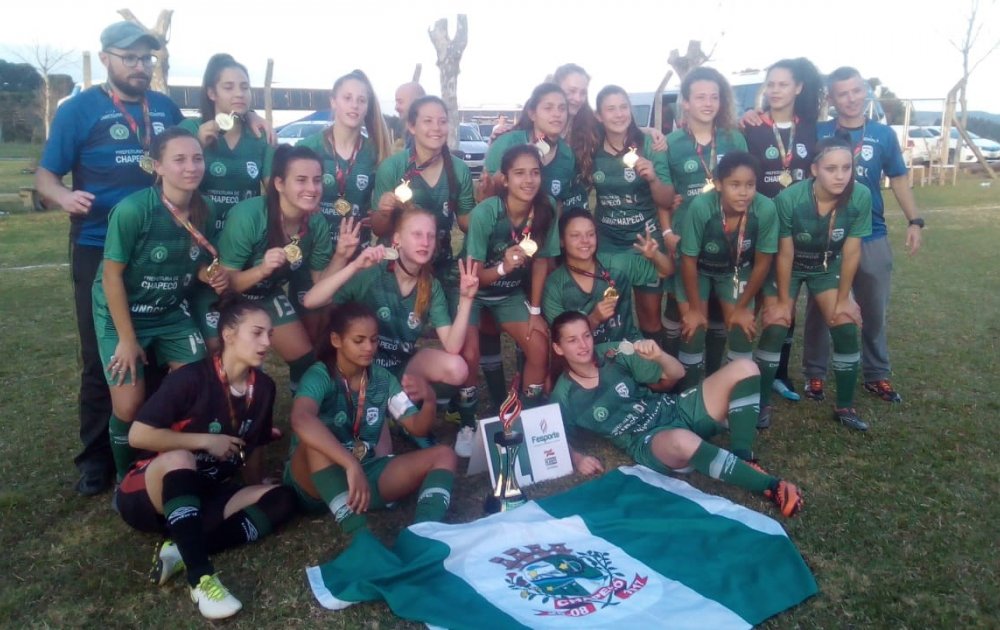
[100,21,161,50]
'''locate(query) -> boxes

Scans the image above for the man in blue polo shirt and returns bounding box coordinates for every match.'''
[801,66,925,406]
[35,21,183,496]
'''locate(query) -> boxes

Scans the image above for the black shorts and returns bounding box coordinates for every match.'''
[116,458,243,534]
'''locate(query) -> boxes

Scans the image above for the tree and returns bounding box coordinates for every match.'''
[428,15,468,149]
[948,1,1000,145]
[11,44,74,140]
[0,59,43,142]
[117,9,173,92]
[868,78,905,125]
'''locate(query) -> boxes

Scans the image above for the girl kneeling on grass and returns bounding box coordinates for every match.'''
[285,302,456,536]
[118,296,295,620]
[549,311,803,518]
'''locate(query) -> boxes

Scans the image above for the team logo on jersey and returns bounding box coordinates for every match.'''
[683,159,699,173]
[377,307,391,321]
[551,179,562,196]
[206,311,220,329]
[201,161,222,177]
[796,143,808,158]
[593,407,609,422]
[150,245,168,263]
[623,168,636,183]
[208,421,223,434]
[247,161,260,179]
[615,382,629,398]
[189,245,201,261]
[705,242,721,254]
[492,543,649,619]
[765,146,780,160]
[366,407,379,426]
[740,238,752,252]
[323,173,335,187]
[407,311,420,330]
[593,170,606,184]
[109,123,129,140]
[442,201,450,216]
[861,144,874,161]
[334,410,348,424]
[356,174,369,190]
[793,168,805,181]
[831,228,845,242]
[795,232,812,243]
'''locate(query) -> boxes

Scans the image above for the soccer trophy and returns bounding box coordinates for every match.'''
[484,374,528,514]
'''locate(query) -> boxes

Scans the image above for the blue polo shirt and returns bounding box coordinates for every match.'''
[40,86,183,247]
[817,119,907,241]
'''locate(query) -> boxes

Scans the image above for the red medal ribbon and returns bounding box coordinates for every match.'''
[212,354,256,431]
[104,85,153,153]
[335,367,369,444]
[160,191,219,259]
[332,133,364,198]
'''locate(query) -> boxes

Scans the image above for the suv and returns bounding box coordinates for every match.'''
[454,123,488,177]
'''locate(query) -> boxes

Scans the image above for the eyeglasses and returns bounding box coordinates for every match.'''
[105,51,158,68]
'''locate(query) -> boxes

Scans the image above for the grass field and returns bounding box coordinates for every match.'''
[1,162,998,627]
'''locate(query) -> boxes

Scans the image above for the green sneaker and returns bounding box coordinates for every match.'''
[149,540,185,586]
[190,573,242,620]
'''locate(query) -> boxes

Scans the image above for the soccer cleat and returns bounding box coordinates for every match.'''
[149,540,185,586]
[833,407,870,432]
[864,380,902,403]
[765,480,804,517]
[454,426,477,458]
[190,573,242,620]
[772,379,801,402]
[756,405,774,430]
[804,378,825,401]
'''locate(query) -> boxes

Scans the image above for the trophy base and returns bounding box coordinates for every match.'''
[483,494,527,514]
[493,430,524,447]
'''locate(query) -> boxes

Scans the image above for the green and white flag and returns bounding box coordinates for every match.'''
[307,466,817,628]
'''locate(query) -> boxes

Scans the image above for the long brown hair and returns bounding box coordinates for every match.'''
[263,144,322,250]
[553,64,598,187]
[407,95,459,216]
[151,126,209,232]
[681,67,736,131]
[391,204,437,321]
[332,70,392,163]
[499,145,555,244]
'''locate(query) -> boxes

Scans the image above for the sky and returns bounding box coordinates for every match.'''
[3,0,999,119]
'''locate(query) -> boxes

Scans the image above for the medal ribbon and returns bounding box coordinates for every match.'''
[689,128,717,181]
[767,114,797,169]
[333,133,364,198]
[566,262,614,289]
[403,149,442,182]
[812,185,839,270]
[105,85,153,153]
[160,191,219,259]
[212,354,256,432]
[721,198,748,274]
[336,367,369,444]
[502,198,534,246]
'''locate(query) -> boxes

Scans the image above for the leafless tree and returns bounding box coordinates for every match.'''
[429,15,468,149]
[11,43,74,140]
[949,0,1000,131]
[117,8,174,93]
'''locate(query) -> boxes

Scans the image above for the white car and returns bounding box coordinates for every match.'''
[454,123,488,177]
[276,120,332,146]
[936,128,1000,164]
[890,125,939,165]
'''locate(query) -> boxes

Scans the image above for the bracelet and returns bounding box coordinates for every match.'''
[525,301,541,316]
[496,262,507,277]
[662,228,673,238]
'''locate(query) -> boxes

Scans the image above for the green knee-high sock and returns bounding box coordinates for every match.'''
[109,415,134,482]
[414,468,454,523]
[662,297,681,358]
[312,465,368,535]
[727,375,762,461]
[755,325,788,407]
[688,442,776,494]
[677,329,706,392]
[830,323,861,409]
[705,321,728,375]
[775,319,795,382]
[457,385,479,428]
[288,351,315,393]
[726,328,754,363]
[479,333,506,411]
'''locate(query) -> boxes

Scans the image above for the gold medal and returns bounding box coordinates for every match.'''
[215,112,235,131]
[284,240,303,265]
[778,169,793,188]
[702,178,715,193]
[603,286,619,301]
[394,180,413,203]
[334,198,352,216]
[518,235,538,257]
[138,153,154,174]
[205,258,221,279]
[534,138,551,157]
[616,340,635,356]
[622,147,639,169]
[382,247,400,260]
[352,440,369,461]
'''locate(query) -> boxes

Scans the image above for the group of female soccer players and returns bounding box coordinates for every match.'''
[99,53,877,618]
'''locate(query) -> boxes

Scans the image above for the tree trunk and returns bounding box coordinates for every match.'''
[118,9,174,92]
[429,15,468,149]
[667,40,710,82]
[42,76,51,140]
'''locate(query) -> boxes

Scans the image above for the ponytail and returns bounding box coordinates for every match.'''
[333,69,392,163]
[391,204,437,321]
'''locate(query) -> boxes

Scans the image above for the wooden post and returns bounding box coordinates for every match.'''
[264,59,274,129]
[117,9,173,92]
[652,70,674,131]
[429,15,468,149]
[667,41,710,127]
[412,63,422,83]
[82,52,92,88]
[953,116,996,179]
[938,82,960,184]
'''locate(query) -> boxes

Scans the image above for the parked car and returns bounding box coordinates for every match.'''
[933,128,1000,164]
[276,120,332,146]
[454,123,488,176]
[891,125,939,165]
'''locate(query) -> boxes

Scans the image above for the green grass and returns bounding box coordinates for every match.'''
[0,175,998,627]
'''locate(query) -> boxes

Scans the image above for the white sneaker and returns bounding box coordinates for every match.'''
[149,539,185,586]
[190,573,242,620]
[454,426,477,458]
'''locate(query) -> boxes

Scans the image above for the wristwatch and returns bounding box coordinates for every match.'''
[908,217,925,228]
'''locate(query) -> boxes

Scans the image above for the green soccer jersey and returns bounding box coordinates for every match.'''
[679,191,778,277]
[272,130,378,250]
[217,196,332,299]
[550,343,679,455]
[775,180,873,274]
[665,128,748,228]
[372,150,475,272]
[291,361,418,460]
[333,261,452,376]
[94,188,218,328]
[542,253,658,344]
[179,118,269,231]
[463,196,560,298]
[485,130,578,204]
[592,134,669,253]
